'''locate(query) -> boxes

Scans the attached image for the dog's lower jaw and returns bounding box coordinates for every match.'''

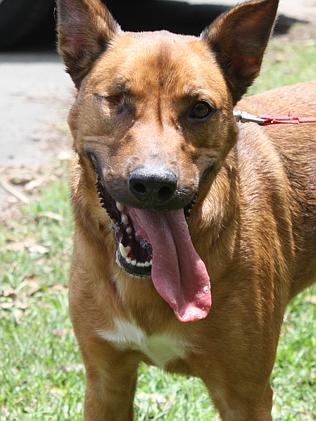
[116,250,152,277]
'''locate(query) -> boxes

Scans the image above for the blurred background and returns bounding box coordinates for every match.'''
[0,1,315,419]
[1,0,314,50]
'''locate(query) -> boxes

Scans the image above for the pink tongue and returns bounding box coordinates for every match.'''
[127,208,211,322]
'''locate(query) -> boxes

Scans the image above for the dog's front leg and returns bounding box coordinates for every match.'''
[209,383,273,421]
[84,370,137,421]
[80,339,139,421]
[199,350,274,421]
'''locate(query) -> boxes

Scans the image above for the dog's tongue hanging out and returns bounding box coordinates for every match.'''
[127,208,211,322]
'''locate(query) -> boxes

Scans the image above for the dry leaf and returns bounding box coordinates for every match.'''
[0,301,28,310]
[24,277,43,297]
[37,211,63,222]
[1,406,10,418]
[24,177,45,192]
[51,284,68,291]
[12,308,24,325]
[28,244,49,254]
[52,328,66,337]
[6,167,34,186]
[61,364,83,373]
[0,286,17,299]
[23,274,38,284]
[0,302,13,310]
[1,238,35,252]
[15,301,28,310]
[305,296,316,304]
[50,387,63,396]
[0,178,30,204]
[27,280,44,297]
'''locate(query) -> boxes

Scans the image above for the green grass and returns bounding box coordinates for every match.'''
[250,38,316,94]
[1,38,316,420]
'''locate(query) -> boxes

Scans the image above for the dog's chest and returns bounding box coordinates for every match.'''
[97,318,187,368]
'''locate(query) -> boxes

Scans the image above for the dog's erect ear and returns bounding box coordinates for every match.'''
[57,0,120,88]
[202,0,278,104]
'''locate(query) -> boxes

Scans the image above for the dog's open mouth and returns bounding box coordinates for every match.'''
[94,167,211,323]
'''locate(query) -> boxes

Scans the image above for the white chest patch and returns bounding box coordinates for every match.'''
[97,318,187,368]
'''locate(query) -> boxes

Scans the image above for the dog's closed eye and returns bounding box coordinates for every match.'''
[94,92,131,115]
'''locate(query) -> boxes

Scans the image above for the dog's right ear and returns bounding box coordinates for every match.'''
[202,0,278,104]
[57,0,120,88]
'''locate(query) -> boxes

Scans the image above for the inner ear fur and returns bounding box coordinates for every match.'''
[57,0,120,88]
[202,0,279,104]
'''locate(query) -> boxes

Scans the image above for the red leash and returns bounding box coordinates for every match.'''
[259,113,316,126]
[234,111,316,126]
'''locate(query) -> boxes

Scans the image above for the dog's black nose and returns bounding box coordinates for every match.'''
[129,167,177,206]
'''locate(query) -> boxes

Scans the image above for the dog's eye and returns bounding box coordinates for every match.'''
[105,94,127,113]
[189,101,215,120]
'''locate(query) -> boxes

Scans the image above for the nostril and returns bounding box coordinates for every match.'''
[132,181,147,195]
[158,185,174,202]
[129,167,177,204]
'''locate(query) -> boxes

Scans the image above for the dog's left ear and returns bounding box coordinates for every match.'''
[202,0,279,104]
[57,0,120,88]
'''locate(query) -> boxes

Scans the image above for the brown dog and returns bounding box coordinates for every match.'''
[57,0,316,419]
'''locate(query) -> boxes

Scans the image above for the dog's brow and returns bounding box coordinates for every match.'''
[183,87,210,98]
[100,79,131,97]
[180,87,218,107]
[113,79,130,93]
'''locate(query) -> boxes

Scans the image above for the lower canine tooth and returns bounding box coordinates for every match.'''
[131,259,137,266]
[119,243,130,258]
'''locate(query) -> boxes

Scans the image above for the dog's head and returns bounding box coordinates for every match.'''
[57,0,278,322]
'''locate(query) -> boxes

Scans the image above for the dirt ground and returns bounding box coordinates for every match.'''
[0,54,73,218]
[0,1,315,217]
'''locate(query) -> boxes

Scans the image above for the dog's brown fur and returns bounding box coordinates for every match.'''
[57,0,316,419]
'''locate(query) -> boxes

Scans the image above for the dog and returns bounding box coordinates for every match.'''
[57,0,316,419]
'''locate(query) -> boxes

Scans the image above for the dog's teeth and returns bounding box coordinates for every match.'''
[119,243,125,257]
[125,256,132,264]
[144,261,151,267]
[126,226,132,234]
[130,259,137,266]
[136,262,145,267]
[119,243,130,258]
[116,202,124,212]
[121,214,128,225]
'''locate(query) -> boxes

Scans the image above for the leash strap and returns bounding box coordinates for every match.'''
[234,111,316,126]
